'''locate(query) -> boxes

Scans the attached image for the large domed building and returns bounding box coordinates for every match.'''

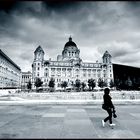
[32,37,114,88]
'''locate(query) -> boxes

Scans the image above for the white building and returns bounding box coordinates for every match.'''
[0,49,21,89]
[32,37,114,88]
[21,71,32,90]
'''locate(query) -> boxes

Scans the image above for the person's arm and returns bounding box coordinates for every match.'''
[109,95,115,109]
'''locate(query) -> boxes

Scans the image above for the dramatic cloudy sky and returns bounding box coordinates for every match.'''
[0,1,140,72]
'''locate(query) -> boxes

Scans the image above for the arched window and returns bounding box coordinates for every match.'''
[72,52,74,56]
[44,68,48,77]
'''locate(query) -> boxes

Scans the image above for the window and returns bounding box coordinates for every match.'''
[83,73,86,77]
[110,74,112,77]
[38,67,40,70]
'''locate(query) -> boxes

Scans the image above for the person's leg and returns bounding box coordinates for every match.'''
[103,109,115,127]
[108,109,116,126]
[102,109,110,127]
[104,109,111,123]
[108,109,112,124]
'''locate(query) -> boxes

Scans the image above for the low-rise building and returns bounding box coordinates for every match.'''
[0,49,21,89]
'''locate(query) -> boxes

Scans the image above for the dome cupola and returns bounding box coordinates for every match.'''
[62,36,80,61]
[64,36,77,50]
[34,45,44,61]
[102,50,112,64]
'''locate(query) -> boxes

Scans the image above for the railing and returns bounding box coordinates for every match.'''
[0,90,140,100]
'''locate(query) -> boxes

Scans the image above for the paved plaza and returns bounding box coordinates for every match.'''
[0,103,140,139]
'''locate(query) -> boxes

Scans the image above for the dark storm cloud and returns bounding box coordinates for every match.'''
[0,1,140,71]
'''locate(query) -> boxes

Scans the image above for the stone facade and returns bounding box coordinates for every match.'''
[32,37,114,88]
[21,71,32,90]
[0,49,21,88]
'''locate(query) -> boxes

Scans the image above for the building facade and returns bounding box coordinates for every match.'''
[21,71,32,90]
[0,49,21,89]
[113,64,140,90]
[32,37,114,88]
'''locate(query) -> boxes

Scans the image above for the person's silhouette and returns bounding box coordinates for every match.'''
[102,88,116,127]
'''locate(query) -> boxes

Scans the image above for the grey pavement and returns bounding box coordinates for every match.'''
[0,103,140,138]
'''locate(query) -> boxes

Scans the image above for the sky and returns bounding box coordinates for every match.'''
[0,1,140,72]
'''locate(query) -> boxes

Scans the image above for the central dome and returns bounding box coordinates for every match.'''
[62,36,80,61]
[64,37,77,49]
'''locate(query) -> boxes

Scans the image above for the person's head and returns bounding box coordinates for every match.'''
[104,87,110,95]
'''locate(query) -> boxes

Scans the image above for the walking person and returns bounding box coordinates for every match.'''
[102,87,117,127]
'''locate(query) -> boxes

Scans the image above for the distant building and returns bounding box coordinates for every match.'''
[32,37,114,88]
[21,71,32,90]
[113,64,140,90]
[0,49,21,89]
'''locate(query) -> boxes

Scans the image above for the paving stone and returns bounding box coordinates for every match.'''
[61,122,98,138]
[47,108,67,113]
[130,113,140,119]
[42,113,65,117]
[67,109,85,112]
[65,111,89,119]
[23,123,63,138]
[64,119,91,125]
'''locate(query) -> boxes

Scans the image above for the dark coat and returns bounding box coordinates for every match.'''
[103,94,114,109]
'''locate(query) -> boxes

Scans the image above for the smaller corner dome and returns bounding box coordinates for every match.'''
[64,36,77,49]
[34,45,44,53]
[103,50,111,57]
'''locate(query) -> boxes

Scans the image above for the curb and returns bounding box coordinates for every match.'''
[0,99,140,105]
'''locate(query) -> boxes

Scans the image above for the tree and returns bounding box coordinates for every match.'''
[27,80,32,92]
[75,79,81,91]
[81,82,86,91]
[61,81,68,91]
[114,78,121,90]
[48,78,55,91]
[110,79,115,88]
[125,77,132,90]
[88,79,96,91]
[34,78,43,92]
[98,78,106,88]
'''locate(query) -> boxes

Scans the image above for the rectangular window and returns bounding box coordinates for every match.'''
[83,74,86,77]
